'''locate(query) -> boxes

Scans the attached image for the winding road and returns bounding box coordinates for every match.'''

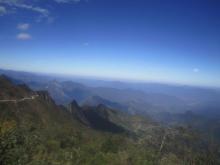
[0,95,39,103]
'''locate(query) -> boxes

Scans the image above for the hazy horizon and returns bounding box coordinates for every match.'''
[1,67,220,89]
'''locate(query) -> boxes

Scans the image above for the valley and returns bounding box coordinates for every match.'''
[0,74,220,165]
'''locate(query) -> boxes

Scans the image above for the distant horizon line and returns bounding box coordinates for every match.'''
[0,67,219,89]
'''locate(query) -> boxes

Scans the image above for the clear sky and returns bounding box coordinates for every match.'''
[0,0,220,87]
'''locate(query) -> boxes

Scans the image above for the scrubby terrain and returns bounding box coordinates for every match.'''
[0,75,220,165]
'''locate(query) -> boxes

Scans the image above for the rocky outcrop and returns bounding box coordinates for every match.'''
[37,91,55,104]
[67,100,90,125]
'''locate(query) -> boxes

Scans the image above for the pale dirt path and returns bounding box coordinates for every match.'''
[0,95,39,103]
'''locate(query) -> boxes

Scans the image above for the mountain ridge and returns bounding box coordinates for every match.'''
[0,74,219,164]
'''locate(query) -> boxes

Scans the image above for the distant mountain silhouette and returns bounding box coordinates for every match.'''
[83,95,128,111]
[1,68,220,116]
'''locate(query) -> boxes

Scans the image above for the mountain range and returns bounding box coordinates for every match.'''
[2,69,220,119]
[0,70,220,165]
[1,74,220,164]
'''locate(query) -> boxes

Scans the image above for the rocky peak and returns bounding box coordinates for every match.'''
[69,100,81,112]
[67,100,89,125]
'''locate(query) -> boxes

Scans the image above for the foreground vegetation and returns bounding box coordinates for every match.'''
[0,76,220,165]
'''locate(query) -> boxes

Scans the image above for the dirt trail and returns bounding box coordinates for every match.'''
[0,95,39,103]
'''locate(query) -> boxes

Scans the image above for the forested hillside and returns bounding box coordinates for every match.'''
[0,75,219,165]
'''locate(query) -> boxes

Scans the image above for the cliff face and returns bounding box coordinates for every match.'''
[67,100,90,125]
[0,76,72,127]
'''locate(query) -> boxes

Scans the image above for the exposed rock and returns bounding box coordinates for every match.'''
[67,100,90,125]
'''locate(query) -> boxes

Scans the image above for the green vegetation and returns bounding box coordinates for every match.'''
[0,76,220,165]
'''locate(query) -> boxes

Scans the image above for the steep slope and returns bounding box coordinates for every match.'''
[67,100,128,133]
[67,99,156,135]
[0,75,219,165]
[82,104,127,133]
[67,100,90,125]
[81,104,156,136]
[0,75,36,100]
[0,75,89,165]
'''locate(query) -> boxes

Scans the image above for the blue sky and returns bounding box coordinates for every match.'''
[0,0,220,87]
